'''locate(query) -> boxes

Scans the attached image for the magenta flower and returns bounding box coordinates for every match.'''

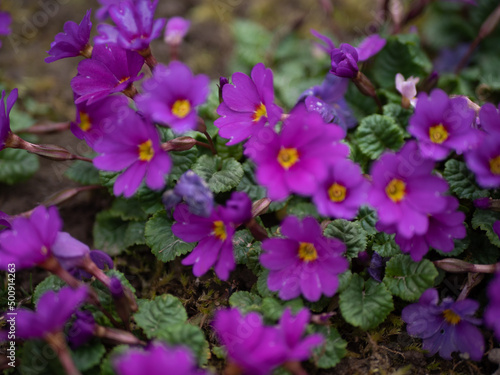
[402,288,484,361]
[172,192,251,280]
[261,216,348,301]
[408,89,479,160]
[215,63,283,145]
[368,141,449,239]
[0,88,18,151]
[114,342,207,375]
[312,158,369,220]
[164,17,190,46]
[95,0,121,21]
[245,106,349,201]
[71,44,144,105]
[93,108,171,197]
[71,94,131,148]
[330,43,359,78]
[0,205,62,270]
[356,34,386,61]
[2,286,87,339]
[485,272,500,341]
[95,0,166,52]
[45,10,92,63]
[465,135,500,188]
[478,102,500,135]
[51,231,91,271]
[135,61,209,133]
[377,196,466,261]
[213,308,287,375]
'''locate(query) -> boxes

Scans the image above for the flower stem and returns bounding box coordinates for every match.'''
[433,258,497,274]
[138,46,158,72]
[95,325,146,345]
[457,272,484,301]
[17,122,70,134]
[45,331,81,375]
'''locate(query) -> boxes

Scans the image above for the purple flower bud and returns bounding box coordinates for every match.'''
[68,311,95,349]
[473,197,491,209]
[224,192,252,224]
[110,277,125,299]
[367,252,388,283]
[164,17,190,47]
[170,170,214,218]
[330,43,359,79]
[218,76,229,104]
[0,88,18,151]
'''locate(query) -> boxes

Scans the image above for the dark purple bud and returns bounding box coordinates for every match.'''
[110,276,124,299]
[218,76,229,104]
[68,311,95,349]
[0,211,12,229]
[474,197,491,209]
[225,192,252,225]
[330,43,359,79]
[90,249,114,270]
[367,252,388,283]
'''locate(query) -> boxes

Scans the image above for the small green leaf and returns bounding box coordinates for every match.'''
[229,291,262,314]
[216,135,243,160]
[157,324,210,365]
[357,206,378,235]
[382,103,413,132]
[383,254,438,301]
[471,209,500,248]
[444,159,489,200]
[93,211,129,255]
[168,148,199,184]
[372,233,401,257]
[260,297,304,322]
[256,269,274,298]
[64,160,100,185]
[339,274,394,330]
[20,340,64,375]
[33,275,65,305]
[337,270,353,294]
[110,198,148,221]
[286,197,320,219]
[192,155,244,193]
[71,341,106,372]
[0,148,39,185]
[233,229,256,265]
[313,326,347,369]
[145,211,195,262]
[324,220,367,259]
[124,220,146,247]
[355,114,404,160]
[134,294,187,338]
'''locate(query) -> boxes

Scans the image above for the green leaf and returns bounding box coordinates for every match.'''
[33,275,65,305]
[192,155,244,193]
[99,345,128,375]
[286,197,320,219]
[134,294,187,338]
[337,270,353,294]
[99,170,119,193]
[0,148,39,185]
[229,291,262,314]
[260,297,304,322]
[157,324,209,365]
[372,233,401,257]
[233,229,256,265]
[110,198,148,221]
[339,274,394,330]
[357,206,378,235]
[355,114,404,160]
[443,159,489,200]
[93,210,129,255]
[372,33,432,89]
[215,136,243,161]
[382,103,413,132]
[470,231,500,264]
[168,148,199,184]
[71,341,106,372]
[324,220,367,259]
[124,220,146,247]
[64,160,100,185]
[20,340,64,375]
[471,209,500,248]
[313,326,347,369]
[383,254,438,301]
[256,269,274,298]
[231,20,272,70]
[145,211,195,262]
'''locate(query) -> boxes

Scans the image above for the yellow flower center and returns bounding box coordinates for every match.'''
[429,124,449,144]
[171,99,191,118]
[40,246,48,255]
[78,112,92,132]
[490,155,500,175]
[442,309,461,325]
[385,178,406,203]
[117,76,130,86]
[298,242,318,262]
[252,103,267,122]
[277,147,299,170]
[328,183,347,202]
[213,220,227,241]
[138,139,154,162]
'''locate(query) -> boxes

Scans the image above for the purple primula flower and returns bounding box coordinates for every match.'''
[213,308,288,375]
[51,231,90,271]
[114,342,207,375]
[477,102,500,135]
[245,106,349,201]
[172,192,251,280]
[485,272,500,341]
[408,89,479,160]
[45,10,92,63]
[215,63,283,145]
[279,308,324,361]
[71,94,131,149]
[5,286,88,339]
[473,197,491,209]
[312,158,369,220]
[71,44,144,105]
[70,250,114,280]
[330,43,359,79]
[396,73,419,107]
[402,288,484,361]
[368,141,449,239]
[96,0,121,21]
[465,135,500,188]
[356,34,386,61]
[225,191,252,224]
[95,0,166,52]
[68,310,95,349]
[261,216,348,302]
[164,16,190,46]
[93,108,171,197]
[0,88,17,150]
[310,29,335,54]
[0,210,12,229]
[135,61,209,133]
[0,205,62,270]
[377,196,466,261]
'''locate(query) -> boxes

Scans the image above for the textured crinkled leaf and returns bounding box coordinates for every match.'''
[383,254,438,301]
[93,210,129,255]
[313,326,347,369]
[260,297,304,322]
[33,275,65,306]
[324,220,367,259]
[229,291,262,314]
[0,148,39,185]
[71,341,106,372]
[156,324,210,365]
[355,114,404,160]
[470,231,500,264]
[373,233,401,257]
[134,294,187,338]
[382,103,412,132]
[124,220,146,247]
[145,211,195,262]
[339,274,394,330]
[92,269,136,308]
[256,269,274,298]
[192,155,244,193]
[99,170,119,194]
[216,135,243,161]
[337,270,353,294]
[64,160,100,185]
[471,209,500,248]
[357,206,378,235]
[286,197,320,219]
[110,198,148,221]
[168,148,198,184]
[444,159,489,200]
[20,340,64,375]
[233,229,256,265]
